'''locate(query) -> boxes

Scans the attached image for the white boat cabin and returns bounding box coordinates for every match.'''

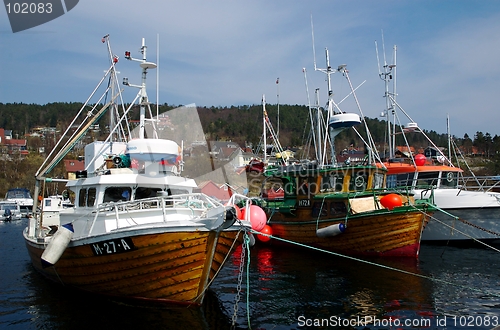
[65,139,195,209]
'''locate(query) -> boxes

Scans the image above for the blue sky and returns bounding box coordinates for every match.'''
[1,1,499,138]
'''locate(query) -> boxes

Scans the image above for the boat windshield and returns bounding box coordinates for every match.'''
[415,171,458,189]
[6,189,31,199]
[0,203,18,211]
[387,173,415,188]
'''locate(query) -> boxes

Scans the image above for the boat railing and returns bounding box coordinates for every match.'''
[99,193,222,213]
[87,193,224,234]
[458,175,500,193]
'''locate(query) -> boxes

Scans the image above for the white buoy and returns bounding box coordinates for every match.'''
[316,223,346,238]
[41,223,74,268]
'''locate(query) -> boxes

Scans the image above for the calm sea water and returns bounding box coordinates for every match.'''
[1,218,500,330]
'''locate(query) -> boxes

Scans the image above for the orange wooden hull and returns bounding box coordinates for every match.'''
[24,229,244,305]
[267,210,428,257]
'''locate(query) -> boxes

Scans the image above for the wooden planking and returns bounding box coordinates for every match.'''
[268,211,427,255]
[25,229,243,303]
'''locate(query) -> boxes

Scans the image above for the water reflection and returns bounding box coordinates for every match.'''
[229,245,435,328]
[2,217,500,329]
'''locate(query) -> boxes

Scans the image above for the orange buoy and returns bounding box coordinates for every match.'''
[257,225,272,242]
[380,193,403,210]
[414,153,426,166]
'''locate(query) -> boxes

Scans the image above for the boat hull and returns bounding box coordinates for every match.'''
[24,227,244,305]
[266,209,428,257]
[422,206,500,243]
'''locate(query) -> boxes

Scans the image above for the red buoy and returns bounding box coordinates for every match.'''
[380,193,403,210]
[241,205,267,231]
[414,153,426,166]
[257,225,273,242]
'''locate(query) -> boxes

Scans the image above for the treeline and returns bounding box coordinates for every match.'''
[1,102,498,153]
[1,102,499,195]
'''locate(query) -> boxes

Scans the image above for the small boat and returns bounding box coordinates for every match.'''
[253,49,435,257]
[0,201,22,222]
[5,188,33,217]
[23,36,253,305]
[376,44,500,244]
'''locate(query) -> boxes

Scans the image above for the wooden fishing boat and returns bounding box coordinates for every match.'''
[23,36,253,305]
[252,48,435,257]
[258,164,433,257]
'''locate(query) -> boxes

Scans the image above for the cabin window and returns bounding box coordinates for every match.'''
[297,177,316,195]
[78,188,87,207]
[399,173,415,187]
[349,170,368,191]
[321,173,344,192]
[103,187,132,203]
[312,201,328,217]
[87,188,97,206]
[330,201,347,215]
[373,173,385,189]
[168,189,189,195]
[416,172,439,188]
[135,187,162,200]
[440,172,457,188]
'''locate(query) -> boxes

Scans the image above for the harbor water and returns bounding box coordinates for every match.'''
[1,218,499,329]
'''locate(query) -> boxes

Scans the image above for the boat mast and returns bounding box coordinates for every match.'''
[263,95,267,163]
[377,39,397,159]
[124,38,157,139]
[314,88,322,163]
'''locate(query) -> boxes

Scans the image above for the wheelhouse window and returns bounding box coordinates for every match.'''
[87,188,96,206]
[321,172,345,192]
[103,187,132,203]
[441,172,458,188]
[78,188,87,207]
[416,172,439,188]
[78,188,97,207]
[387,172,415,188]
[330,201,347,215]
[349,170,368,191]
[373,172,385,189]
[135,187,162,200]
[312,201,328,217]
[297,176,317,196]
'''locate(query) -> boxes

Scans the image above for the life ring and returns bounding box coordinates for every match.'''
[446,172,454,182]
[354,174,365,188]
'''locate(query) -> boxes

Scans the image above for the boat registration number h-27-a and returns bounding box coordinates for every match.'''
[91,237,135,256]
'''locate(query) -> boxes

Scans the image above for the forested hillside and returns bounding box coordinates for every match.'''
[0,102,499,197]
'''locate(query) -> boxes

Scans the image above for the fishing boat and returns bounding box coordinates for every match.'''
[23,35,253,305]
[376,44,500,244]
[253,49,435,257]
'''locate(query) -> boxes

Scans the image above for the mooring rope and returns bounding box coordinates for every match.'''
[249,228,500,299]
[424,205,500,253]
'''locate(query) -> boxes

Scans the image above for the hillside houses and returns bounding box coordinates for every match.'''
[0,128,28,155]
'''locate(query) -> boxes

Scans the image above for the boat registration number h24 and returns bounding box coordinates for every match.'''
[91,237,135,256]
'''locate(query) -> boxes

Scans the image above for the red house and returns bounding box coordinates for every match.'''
[195,180,242,202]
[0,128,28,155]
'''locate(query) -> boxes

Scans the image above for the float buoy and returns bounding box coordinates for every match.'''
[241,205,267,231]
[257,225,273,242]
[316,223,346,238]
[414,154,426,166]
[41,223,74,268]
[380,193,403,210]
